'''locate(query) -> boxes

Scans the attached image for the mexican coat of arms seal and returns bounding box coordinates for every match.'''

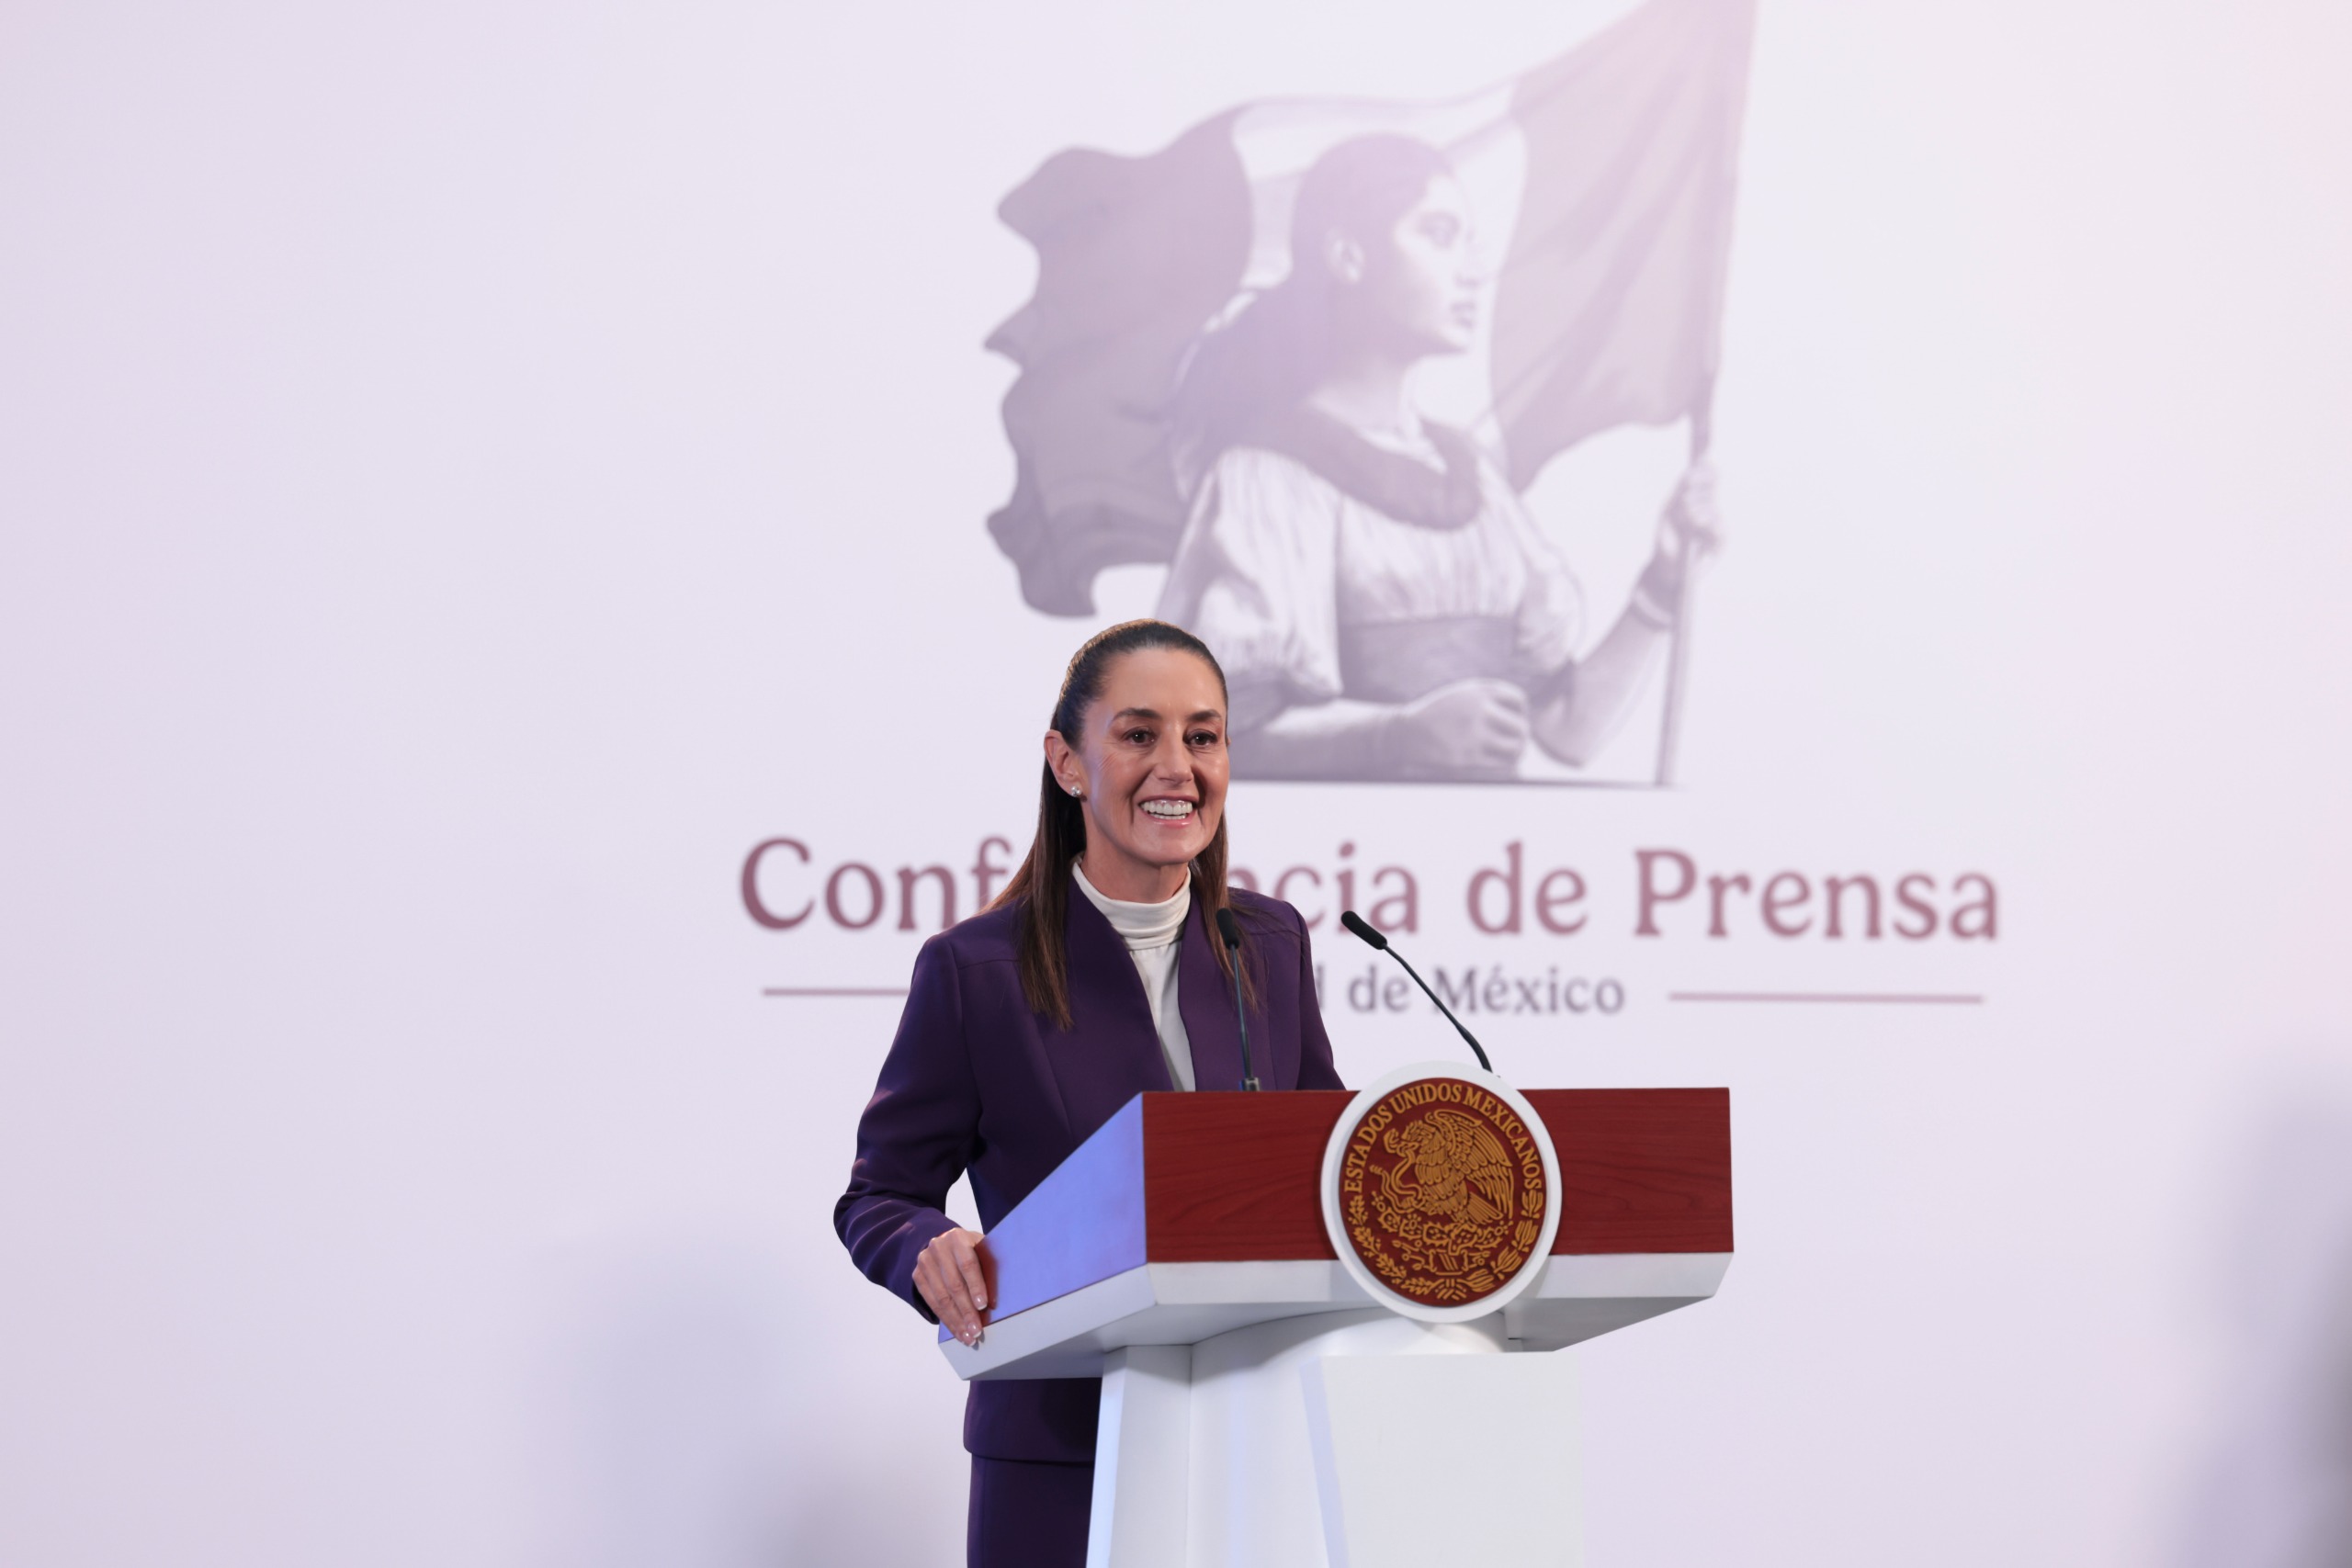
[1320,1065,1564,1322]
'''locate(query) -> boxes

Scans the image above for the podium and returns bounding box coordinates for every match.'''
[940,1079,1732,1568]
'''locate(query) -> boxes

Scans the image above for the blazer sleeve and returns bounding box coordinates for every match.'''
[832,935,980,1322]
[1290,904,1345,1091]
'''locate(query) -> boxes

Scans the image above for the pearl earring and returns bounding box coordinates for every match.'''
[1068,784,1081,798]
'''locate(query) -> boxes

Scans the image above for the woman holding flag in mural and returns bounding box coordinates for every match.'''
[984,0,1753,784]
[1156,132,1720,782]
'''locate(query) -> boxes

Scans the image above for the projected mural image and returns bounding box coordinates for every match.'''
[985,0,1756,784]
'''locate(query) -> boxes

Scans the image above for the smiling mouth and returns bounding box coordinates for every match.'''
[1140,800,1195,821]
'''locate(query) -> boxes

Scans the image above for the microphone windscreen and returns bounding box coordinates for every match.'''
[1214,907,1243,949]
[1339,910,1387,950]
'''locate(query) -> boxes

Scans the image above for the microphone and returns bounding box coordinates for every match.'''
[1339,910,1495,1075]
[1213,908,1261,1092]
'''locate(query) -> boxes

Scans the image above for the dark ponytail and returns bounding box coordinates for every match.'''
[990,619,1250,1029]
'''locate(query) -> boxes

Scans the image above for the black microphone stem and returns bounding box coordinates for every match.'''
[1231,972,1260,1092]
[1339,909,1495,1075]
[1214,908,1261,1091]
[1380,946,1494,1074]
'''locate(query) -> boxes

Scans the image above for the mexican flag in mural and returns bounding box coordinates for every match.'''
[985,0,1757,620]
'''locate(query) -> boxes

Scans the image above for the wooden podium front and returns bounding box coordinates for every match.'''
[939,1088,1732,1567]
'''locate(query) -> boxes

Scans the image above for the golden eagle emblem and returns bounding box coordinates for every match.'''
[1334,1079,1550,1307]
[1380,1109,1517,1227]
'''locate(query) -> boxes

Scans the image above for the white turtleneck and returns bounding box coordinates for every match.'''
[1072,863,1196,1092]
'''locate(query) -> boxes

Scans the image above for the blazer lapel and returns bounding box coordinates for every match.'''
[1054,886,1174,1130]
[1176,899,1250,1093]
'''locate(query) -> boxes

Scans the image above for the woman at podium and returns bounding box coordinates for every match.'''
[835,618,1344,1567]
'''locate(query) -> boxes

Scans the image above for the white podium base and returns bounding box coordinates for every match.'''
[1086,1309,1580,1568]
[1304,1349,1581,1568]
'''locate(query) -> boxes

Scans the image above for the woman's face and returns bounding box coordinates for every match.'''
[1336,173,1481,358]
[1044,647,1229,903]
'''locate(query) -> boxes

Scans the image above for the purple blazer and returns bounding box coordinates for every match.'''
[833,881,1344,1463]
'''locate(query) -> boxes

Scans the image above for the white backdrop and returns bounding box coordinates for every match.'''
[5,2,2350,1564]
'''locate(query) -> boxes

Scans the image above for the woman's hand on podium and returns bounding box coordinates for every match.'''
[916,1227,990,1346]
